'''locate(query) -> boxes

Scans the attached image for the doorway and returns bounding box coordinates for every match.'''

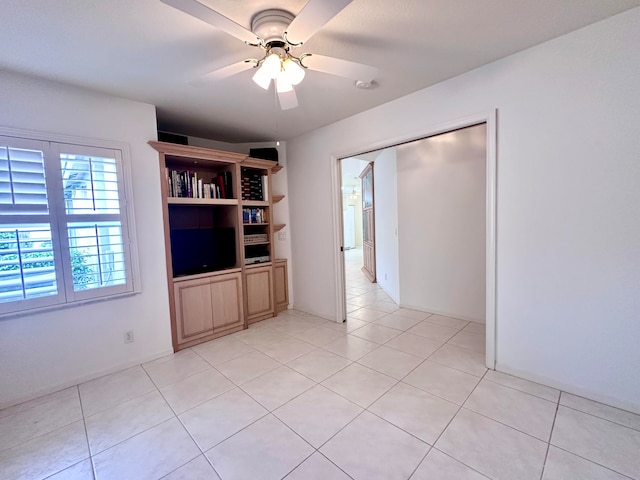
[334,113,496,368]
[340,157,389,315]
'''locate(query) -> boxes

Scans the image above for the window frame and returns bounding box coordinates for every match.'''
[0,127,141,317]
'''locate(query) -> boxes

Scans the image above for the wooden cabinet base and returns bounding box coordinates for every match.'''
[245,264,274,323]
[173,270,245,350]
[174,324,245,351]
[274,259,289,313]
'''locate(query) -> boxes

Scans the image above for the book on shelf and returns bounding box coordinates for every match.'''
[166,169,233,199]
[242,207,268,224]
[241,170,268,201]
[262,174,269,200]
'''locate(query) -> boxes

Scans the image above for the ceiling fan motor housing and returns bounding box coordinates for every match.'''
[251,9,295,45]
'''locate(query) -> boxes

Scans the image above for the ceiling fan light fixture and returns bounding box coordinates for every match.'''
[252,53,282,90]
[262,53,282,79]
[252,67,272,90]
[282,58,305,85]
[276,75,293,93]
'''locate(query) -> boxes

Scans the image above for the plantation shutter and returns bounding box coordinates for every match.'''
[53,143,133,301]
[0,136,66,313]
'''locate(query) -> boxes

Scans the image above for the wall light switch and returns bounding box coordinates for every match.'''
[278,231,287,241]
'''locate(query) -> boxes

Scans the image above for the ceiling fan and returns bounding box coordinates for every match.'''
[160,0,378,110]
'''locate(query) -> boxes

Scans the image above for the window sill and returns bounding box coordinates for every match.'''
[0,289,142,321]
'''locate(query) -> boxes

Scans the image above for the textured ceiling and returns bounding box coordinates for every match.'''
[1,0,639,142]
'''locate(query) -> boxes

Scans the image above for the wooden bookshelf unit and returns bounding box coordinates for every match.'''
[150,141,288,350]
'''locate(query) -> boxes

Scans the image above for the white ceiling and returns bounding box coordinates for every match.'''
[1,0,639,142]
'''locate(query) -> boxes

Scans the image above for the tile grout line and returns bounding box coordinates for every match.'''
[431,448,493,480]
[300,340,441,470]
[407,445,435,480]
[557,403,640,434]
[0,401,86,456]
[141,359,213,391]
[539,395,561,480]
[546,444,636,480]
[314,450,356,480]
[318,296,483,478]
[137,366,208,479]
[480,376,560,403]
[409,369,491,479]
[76,384,97,480]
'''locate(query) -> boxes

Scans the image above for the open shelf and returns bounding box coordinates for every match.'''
[245,262,272,269]
[173,267,242,282]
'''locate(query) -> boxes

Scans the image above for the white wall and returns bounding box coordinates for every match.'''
[372,149,400,303]
[0,71,172,408]
[287,8,640,412]
[397,125,486,321]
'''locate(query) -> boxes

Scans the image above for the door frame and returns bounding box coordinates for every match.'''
[330,110,498,369]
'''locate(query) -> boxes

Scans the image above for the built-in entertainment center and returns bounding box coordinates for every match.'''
[149,141,289,351]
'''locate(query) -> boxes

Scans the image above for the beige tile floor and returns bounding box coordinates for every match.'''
[1,249,639,479]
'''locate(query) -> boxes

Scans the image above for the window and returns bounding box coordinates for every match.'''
[0,134,137,315]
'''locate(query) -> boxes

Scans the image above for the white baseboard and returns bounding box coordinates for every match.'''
[399,303,485,324]
[289,303,338,323]
[0,348,174,411]
[495,362,640,416]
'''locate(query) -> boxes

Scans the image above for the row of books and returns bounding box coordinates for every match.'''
[242,207,268,224]
[166,169,233,199]
[241,171,268,201]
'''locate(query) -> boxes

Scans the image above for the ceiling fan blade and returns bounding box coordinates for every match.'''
[190,60,257,86]
[160,0,259,44]
[285,0,353,45]
[278,87,298,110]
[302,54,377,82]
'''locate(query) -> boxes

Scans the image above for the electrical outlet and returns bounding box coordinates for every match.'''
[124,330,135,344]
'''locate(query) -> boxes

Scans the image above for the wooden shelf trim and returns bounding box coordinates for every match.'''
[150,141,248,163]
[242,200,269,207]
[243,222,269,226]
[168,197,238,206]
[271,165,283,173]
[274,224,286,232]
[272,194,285,204]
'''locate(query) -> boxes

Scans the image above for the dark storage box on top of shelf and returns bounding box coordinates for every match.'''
[158,131,189,145]
[249,148,278,162]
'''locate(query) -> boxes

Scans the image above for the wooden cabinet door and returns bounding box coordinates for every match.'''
[174,277,214,345]
[274,260,288,312]
[210,272,244,333]
[360,163,376,282]
[245,265,274,322]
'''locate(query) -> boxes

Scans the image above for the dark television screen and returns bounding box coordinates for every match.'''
[170,227,236,277]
